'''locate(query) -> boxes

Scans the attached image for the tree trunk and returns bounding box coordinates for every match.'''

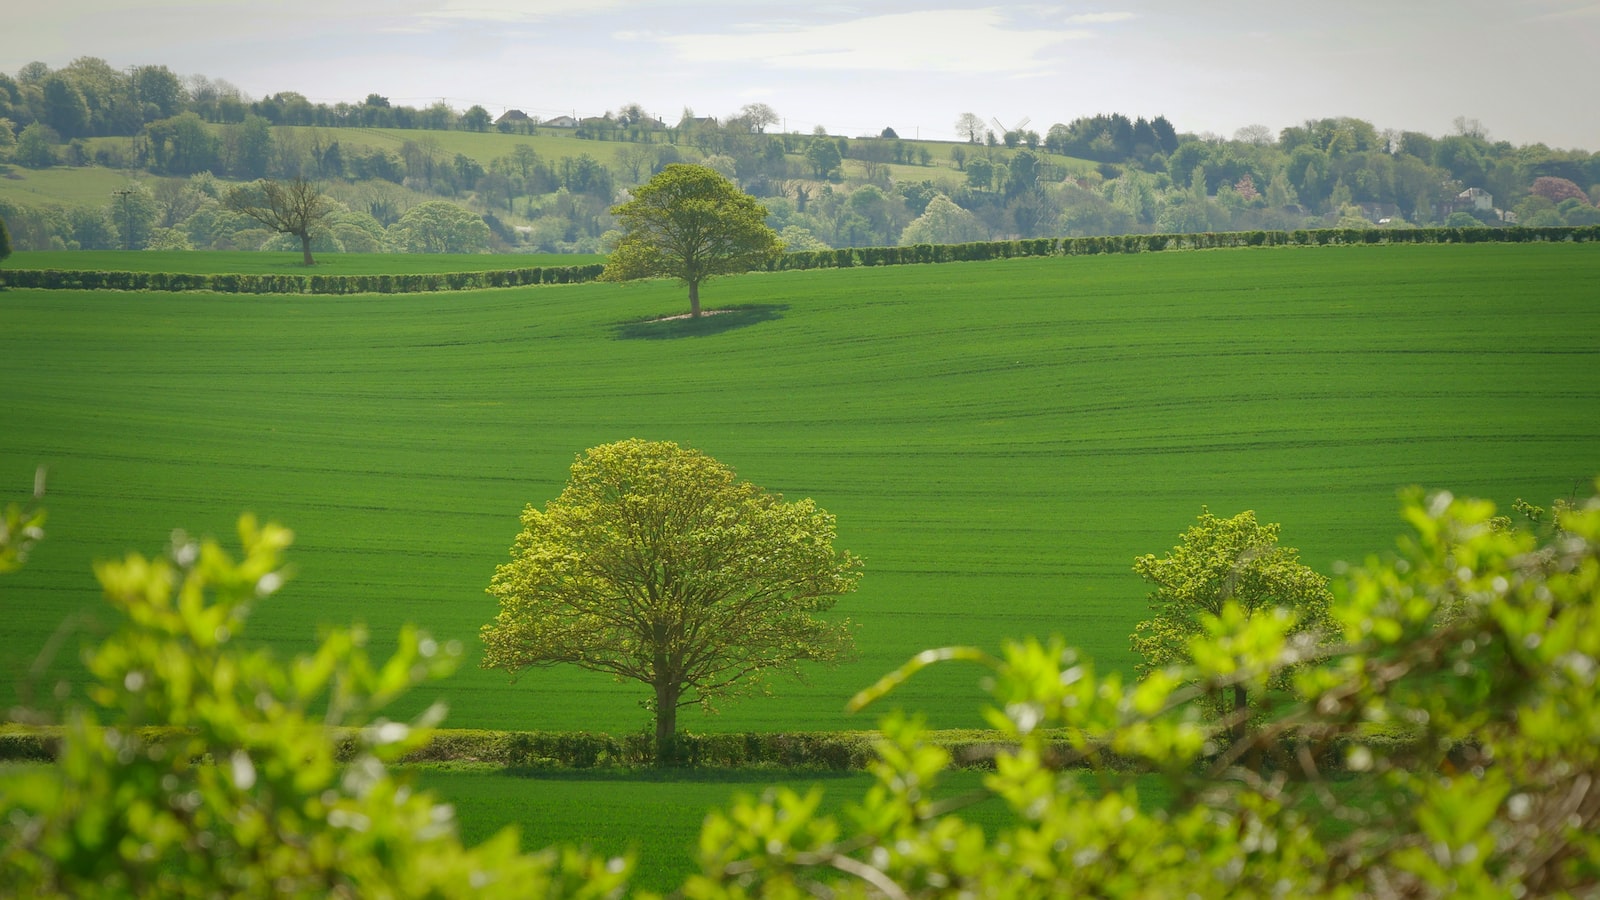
[688,279,701,318]
[298,231,314,267]
[1232,683,1250,756]
[654,679,680,767]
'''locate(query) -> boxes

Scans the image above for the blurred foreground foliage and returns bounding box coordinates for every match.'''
[3,481,1598,898]
[0,516,627,898]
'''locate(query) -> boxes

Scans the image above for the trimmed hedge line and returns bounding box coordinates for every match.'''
[769,225,1600,271]
[0,264,607,294]
[0,725,1424,773]
[4,226,1590,295]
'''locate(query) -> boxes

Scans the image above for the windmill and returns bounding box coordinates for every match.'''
[991,116,1031,135]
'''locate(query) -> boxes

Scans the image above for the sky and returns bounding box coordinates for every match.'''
[8,0,1600,151]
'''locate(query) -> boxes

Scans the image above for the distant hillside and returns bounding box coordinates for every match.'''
[2,58,1598,255]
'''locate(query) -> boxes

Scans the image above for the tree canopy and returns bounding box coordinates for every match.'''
[0,499,628,896]
[601,164,783,317]
[223,176,331,265]
[684,484,1600,896]
[6,470,1600,895]
[480,439,861,762]
[388,200,491,253]
[1130,508,1332,746]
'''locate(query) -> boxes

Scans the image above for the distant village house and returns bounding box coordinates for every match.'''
[494,109,535,134]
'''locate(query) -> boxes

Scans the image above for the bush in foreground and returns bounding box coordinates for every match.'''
[3,483,1598,896]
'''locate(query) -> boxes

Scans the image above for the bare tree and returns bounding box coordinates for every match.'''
[739,103,779,133]
[954,112,986,143]
[1233,124,1275,147]
[616,144,655,184]
[224,176,332,266]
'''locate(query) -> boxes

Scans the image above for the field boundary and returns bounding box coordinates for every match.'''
[770,224,1600,271]
[2,226,1594,295]
[0,264,607,294]
[0,724,1418,772]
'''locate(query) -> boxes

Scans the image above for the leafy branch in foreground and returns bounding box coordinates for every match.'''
[0,467,46,575]
[6,481,1597,897]
[683,483,1600,898]
[0,516,627,898]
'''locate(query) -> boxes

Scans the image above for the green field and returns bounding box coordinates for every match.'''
[414,766,1009,893]
[0,165,142,211]
[3,245,1597,739]
[2,250,603,275]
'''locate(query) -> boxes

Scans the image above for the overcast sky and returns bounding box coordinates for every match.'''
[9,1,1599,150]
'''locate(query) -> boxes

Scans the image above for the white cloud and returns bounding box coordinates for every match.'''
[1062,11,1136,24]
[420,0,635,23]
[655,8,1098,74]
[378,0,640,33]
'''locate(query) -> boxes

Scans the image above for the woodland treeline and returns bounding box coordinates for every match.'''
[2,57,1598,255]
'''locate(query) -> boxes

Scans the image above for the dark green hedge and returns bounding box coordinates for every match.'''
[769,225,1599,272]
[4,226,1592,295]
[383,729,885,770]
[0,264,606,294]
[1,725,1422,773]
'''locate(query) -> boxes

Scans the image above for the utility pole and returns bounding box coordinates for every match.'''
[111,188,135,250]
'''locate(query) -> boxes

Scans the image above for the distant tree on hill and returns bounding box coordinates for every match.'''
[1530,176,1590,206]
[955,112,985,143]
[40,73,89,139]
[481,439,861,765]
[1150,115,1179,155]
[738,103,779,133]
[804,138,842,179]
[224,176,332,265]
[387,200,491,253]
[14,123,58,169]
[899,195,985,245]
[461,105,492,132]
[601,164,783,318]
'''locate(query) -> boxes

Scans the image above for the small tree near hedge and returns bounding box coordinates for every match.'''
[224,176,332,266]
[601,164,783,318]
[481,439,861,765]
[0,212,12,263]
[1130,508,1332,749]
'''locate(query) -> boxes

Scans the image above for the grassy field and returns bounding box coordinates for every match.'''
[3,244,1597,739]
[2,250,603,274]
[415,765,1010,893]
[25,124,1091,212]
[0,165,147,211]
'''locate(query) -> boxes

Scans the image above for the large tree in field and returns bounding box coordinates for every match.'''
[224,176,331,266]
[1130,508,1331,749]
[601,164,783,318]
[481,439,861,764]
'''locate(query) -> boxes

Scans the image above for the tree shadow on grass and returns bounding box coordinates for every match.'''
[613,303,788,340]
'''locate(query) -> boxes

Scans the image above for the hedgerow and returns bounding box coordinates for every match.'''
[4,226,1592,295]
[770,225,1599,271]
[0,264,607,294]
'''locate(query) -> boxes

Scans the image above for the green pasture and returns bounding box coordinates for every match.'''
[2,244,1597,738]
[2,250,603,275]
[0,165,144,211]
[415,766,1008,893]
[277,125,634,169]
